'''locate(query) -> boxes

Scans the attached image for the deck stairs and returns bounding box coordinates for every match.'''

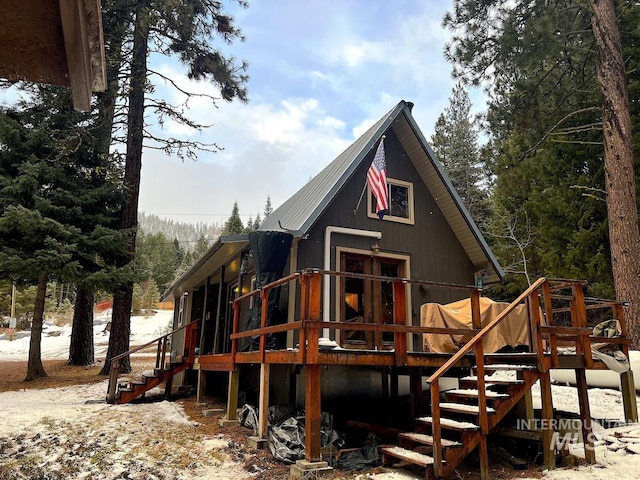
[381,355,540,478]
[106,320,200,404]
[113,358,194,404]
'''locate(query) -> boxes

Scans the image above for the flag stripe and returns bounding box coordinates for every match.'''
[367,139,388,219]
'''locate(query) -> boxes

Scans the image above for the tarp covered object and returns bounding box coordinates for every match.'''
[420,297,531,353]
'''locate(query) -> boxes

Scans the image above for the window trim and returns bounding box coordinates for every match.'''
[367,177,415,225]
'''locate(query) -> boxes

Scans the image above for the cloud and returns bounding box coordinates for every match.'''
[138,1,488,228]
[140,66,352,224]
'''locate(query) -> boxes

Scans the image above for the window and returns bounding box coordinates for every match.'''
[368,178,414,224]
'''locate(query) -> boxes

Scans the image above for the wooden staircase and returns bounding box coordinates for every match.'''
[381,358,540,478]
[113,360,194,404]
[378,277,637,478]
[106,320,199,404]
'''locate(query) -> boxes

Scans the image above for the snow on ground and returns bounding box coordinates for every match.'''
[2,315,640,478]
[0,309,174,361]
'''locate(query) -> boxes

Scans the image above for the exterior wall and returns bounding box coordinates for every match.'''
[296,129,475,326]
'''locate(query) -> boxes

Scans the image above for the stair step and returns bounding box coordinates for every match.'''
[380,446,434,468]
[440,402,496,415]
[131,381,147,387]
[398,432,463,449]
[461,375,524,385]
[480,364,537,371]
[118,386,134,393]
[416,416,479,432]
[446,389,510,399]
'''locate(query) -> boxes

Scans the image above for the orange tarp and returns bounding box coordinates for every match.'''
[420,297,531,354]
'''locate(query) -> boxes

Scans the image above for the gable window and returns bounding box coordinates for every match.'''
[368,178,414,225]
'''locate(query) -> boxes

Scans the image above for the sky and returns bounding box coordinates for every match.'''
[139,0,480,227]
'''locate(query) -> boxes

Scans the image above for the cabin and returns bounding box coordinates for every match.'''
[106,100,637,479]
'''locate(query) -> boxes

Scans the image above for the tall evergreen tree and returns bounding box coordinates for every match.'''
[263,196,273,219]
[222,201,244,234]
[444,1,640,327]
[0,99,86,379]
[101,0,249,375]
[431,82,488,228]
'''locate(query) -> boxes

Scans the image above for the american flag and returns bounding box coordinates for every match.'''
[367,138,388,219]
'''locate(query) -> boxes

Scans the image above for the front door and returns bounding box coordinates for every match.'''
[340,252,406,350]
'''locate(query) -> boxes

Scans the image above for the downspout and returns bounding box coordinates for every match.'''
[323,226,382,338]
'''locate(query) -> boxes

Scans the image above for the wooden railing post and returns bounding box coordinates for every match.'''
[430,378,443,478]
[572,284,593,368]
[230,301,241,368]
[528,288,546,372]
[304,271,322,365]
[106,359,120,402]
[613,302,638,422]
[393,281,407,365]
[470,289,489,480]
[541,281,557,367]
[260,288,269,363]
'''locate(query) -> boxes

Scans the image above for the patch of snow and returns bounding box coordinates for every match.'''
[0,310,174,361]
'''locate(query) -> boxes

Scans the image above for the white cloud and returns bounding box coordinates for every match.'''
[137,1,487,227]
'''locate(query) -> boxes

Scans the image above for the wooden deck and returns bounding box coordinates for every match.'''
[107,270,637,480]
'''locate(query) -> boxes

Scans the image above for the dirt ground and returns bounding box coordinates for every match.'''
[0,359,550,480]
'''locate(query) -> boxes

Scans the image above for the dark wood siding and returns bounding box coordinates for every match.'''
[296,129,475,323]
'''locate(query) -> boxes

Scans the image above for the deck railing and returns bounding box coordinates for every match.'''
[225,270,629,368]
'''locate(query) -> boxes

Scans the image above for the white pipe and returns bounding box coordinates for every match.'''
[323,226,382,337]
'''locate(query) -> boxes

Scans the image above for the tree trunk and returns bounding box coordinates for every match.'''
[71,5,126,371]
[68,285,95,365]
[100,0,149,375]
[25,273,48,381]
[590,0,640,347]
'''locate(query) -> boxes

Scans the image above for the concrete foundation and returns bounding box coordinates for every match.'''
[247,436,268,450]
[218,416,239,427]
[289,460,333,478]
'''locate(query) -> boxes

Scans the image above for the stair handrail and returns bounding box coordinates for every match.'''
[425,276,547,477]
[106,319,200,403]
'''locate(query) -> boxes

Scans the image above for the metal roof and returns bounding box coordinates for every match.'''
[260,99,503,281]
[161,235,249,300]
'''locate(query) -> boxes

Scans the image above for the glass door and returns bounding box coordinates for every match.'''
[340,253,405,350]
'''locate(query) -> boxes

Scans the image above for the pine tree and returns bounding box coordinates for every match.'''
[101,0,249,375]
[263,196,273,219]
[222,201,244,235]
[444,1,640,320]
[430,82,488,228]
[0,85,127,376]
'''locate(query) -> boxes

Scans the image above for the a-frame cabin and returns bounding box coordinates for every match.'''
[106,100,637,479]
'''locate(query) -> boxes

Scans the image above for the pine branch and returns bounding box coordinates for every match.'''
[519,106,601,159]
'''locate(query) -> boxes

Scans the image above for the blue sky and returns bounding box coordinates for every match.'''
[138,0,483,226]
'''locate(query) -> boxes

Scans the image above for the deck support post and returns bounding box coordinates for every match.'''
[196,370,206,404]
[515,372,535,423]
[304,364,322,461]
[575,368,595,463]
[620,370,638,423]
[540,370,555,469]
[258,363,271,439]
[390,367,399,403]
[409,367,423,424]
[220,369,240,426]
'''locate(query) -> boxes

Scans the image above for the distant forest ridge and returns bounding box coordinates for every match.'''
[138,212,222,252]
